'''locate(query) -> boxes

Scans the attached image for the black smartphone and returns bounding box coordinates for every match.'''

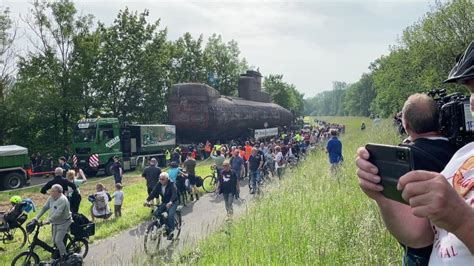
[365,143,414,205]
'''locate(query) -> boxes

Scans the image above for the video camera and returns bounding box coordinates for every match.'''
[427,88,474,148]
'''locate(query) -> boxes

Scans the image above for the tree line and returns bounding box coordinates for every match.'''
[0,0,304,155]
[305,0,474,118]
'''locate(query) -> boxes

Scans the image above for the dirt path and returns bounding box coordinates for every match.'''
[85,179,258,265]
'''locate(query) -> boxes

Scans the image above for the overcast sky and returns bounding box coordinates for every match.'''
[4,0,433,97]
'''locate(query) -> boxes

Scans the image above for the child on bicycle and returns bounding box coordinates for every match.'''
[0,196,26,228]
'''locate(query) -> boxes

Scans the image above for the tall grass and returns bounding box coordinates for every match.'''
[183,117,403,265]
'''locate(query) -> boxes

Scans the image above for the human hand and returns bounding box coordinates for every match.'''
[355,147,385,201]
[166,202,172,209]
[398,170,471,234]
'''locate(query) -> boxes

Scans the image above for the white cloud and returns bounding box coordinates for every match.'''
[3,0,431,97]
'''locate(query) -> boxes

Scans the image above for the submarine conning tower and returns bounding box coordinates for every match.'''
[238,70,271,103]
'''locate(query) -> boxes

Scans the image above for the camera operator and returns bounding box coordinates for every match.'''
[356,42,474,265]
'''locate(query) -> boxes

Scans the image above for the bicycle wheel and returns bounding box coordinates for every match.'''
[173,212,182,240]
[144,220,162,256]
[2,226,27,250]
[202,175,217,193]
[67,238,89,258]
[11,251,40,266]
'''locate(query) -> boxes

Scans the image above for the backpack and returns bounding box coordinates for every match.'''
[72,213,90,225]
[22,198,36,213]
[95,193,107,212]
[195,176,203,187]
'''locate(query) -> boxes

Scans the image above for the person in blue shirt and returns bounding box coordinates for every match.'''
[326,129,342,173]
[167,161,181,183]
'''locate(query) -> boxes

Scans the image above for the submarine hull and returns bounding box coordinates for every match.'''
[168,83,293,141]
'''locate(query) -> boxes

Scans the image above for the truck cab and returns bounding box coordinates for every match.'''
[72,118,175,176]
[72,118,123,176]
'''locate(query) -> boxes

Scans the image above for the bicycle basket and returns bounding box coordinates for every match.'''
[71,222,95,238]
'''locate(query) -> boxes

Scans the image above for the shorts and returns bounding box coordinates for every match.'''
[188,174,197,185]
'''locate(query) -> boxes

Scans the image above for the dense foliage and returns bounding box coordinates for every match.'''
[305,0,474,118]
[0,0,303,155]
[263,74,304,116]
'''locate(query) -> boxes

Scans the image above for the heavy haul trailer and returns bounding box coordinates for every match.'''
[0,145,31,190]
[72,118,175,176]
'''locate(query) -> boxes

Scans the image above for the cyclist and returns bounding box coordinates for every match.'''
[145,172,178,240]
[32,184,72,261]
[211,149,225,178]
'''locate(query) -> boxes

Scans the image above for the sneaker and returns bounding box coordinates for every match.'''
[250,189,255,194]
[167,233,174,241]
[190,195,194,201]
[195,193,199,200]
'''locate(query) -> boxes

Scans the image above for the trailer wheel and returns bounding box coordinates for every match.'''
[105,161,114,176]
[3,172,25,190]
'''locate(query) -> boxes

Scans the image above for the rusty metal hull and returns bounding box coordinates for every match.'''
[168,83,294,141]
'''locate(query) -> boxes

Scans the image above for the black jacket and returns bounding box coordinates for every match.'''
[142,165,161,189]
[403,138,457,172]
[146,182,178,204]
[40,176,77,194]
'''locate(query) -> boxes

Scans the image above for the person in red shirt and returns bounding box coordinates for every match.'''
[244,141,253,178]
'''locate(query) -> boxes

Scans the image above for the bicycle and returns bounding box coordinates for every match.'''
[0,213,27,251]
[11,219,91,265]
[143,203,182,256]
[287,156,299,169]
[202,165,219,193]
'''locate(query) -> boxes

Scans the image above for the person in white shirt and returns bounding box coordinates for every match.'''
[112,183,124,218]
[274,146,285,179]
[356,42,474,265]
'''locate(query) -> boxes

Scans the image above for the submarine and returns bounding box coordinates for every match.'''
[168,70,294,141]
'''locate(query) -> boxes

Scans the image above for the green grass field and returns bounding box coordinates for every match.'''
[181,117,404,265]
[0,161,213,264]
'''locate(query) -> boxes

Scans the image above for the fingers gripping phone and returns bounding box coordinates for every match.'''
[365,143,414,205]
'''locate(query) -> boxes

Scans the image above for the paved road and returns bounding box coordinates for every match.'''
[85,179,260,265]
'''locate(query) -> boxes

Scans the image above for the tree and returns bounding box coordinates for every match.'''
[263,74,304,116]
[94,8,167,122]
[168,33,207,85]
[343,73,376,116]
[370,0,474,117]
[0,7,16,145]
[7,0,94,153]
[203,34,248,95]
[304,81,348,116]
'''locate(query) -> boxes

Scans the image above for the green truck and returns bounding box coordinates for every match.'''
[0,145,31,190]
[72,118,175,176]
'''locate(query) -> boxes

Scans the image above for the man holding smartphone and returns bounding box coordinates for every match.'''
[356,42,474,265]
